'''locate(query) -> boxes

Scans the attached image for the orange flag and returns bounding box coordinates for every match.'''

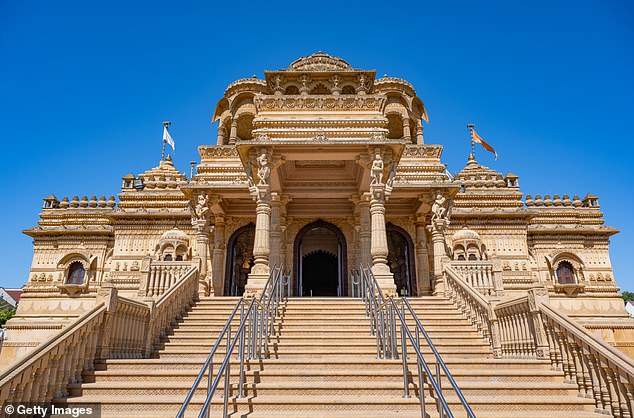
[471,129,498,159]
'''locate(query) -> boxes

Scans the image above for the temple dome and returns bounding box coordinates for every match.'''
[288,52,352,71]
[452,227,482,243]
[160,227,189,243]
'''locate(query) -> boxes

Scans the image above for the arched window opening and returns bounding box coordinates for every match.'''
[67,262,86,285]
[236,114,254,140]
[457,254,465,261]
[556,261,575,284]
[387,114,404,139]
[285,85,299,95]
[164,254,173,261]
[175,255,183,261]
[341,85,356,95]
[310,83,330,94]
[468,254,478,261]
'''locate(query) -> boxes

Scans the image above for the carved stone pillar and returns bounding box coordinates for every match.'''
[369,185,396,295]
[193,220,208,274]
[402,116,411,141]
[211,217,225,295]
[270,193,281,267]
[245,187,271,295]
[217,123,226,145]
[428,218,449,296]
[416,120,424,144]
[415,218,431,295]
[229,119,238,143]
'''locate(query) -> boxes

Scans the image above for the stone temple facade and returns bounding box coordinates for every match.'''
[1,52,633,368]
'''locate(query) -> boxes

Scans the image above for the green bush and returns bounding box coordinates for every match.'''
[0,308,15,326]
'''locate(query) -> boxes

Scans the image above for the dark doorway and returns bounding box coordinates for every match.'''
[224,223,255,296]
[302,251,338,296]
[293,220,348,297]
[387,223,417,296]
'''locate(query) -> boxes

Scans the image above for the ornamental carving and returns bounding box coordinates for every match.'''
[254,96,386,112]
[402,145,443,159]
[199,146,239,159]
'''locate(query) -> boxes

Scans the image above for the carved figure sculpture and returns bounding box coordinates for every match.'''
[257,151,270,186]
[195,193,209,219]
[371,154,384,185]
[431,194,447,220]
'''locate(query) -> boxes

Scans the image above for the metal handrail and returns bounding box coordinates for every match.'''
[355,265,475,418]
[398,297,476,418]
[176,265,289,418]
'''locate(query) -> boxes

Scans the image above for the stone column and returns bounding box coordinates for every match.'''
[229,119,238,143]
[245,186,271,296]
[415,218,432,295]
[211,216,225,295]
[217,123,226,145]
[416,120,424,144]
[359,193,372,266]
[402,116,411,141]
[427,218,449,296]
[194,219,211,295]
[369,185,396,295]
[270,193,281,267]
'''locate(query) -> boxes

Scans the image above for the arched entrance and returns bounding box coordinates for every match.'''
[224,223,255,296]
[387,223,417,296]
[293,220,348,297]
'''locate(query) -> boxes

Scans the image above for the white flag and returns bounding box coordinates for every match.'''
[163,126,175,152]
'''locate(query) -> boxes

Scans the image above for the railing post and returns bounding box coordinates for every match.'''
[401,320,410,398]
[489,303,502,358]
[527,287,550,359]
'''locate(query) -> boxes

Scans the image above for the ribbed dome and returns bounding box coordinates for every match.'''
[288,52,352,71]
[452,227,481,243]
[160,227,189,242]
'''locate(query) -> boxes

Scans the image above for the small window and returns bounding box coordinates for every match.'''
[556,261,575,284]
[67,262,86,285]
[468,254,478,261]
[310,83,330,94]
[175,255,183,261]
[457,254,465,261]
[341,85,356,94]
[164,254,173,261]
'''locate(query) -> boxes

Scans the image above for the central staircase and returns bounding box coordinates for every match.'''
[59,296,599,417]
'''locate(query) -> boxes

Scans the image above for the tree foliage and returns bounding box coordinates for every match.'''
[0,308,15,326]
[622,291,634,304]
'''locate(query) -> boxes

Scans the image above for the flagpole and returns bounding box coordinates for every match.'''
[467,123,475,158]
[162,121,171,161]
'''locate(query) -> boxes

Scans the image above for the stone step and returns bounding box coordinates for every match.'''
[68,379,579,398]
[95,357,550,372]
[58,394,596,415]
[161,338,490,350]
[164,334,485,344]
[86,367,566,384]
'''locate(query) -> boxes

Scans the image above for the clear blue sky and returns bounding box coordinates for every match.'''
[1,1,632,291]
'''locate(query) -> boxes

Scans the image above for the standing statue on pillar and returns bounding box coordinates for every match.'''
[257,151,271,186]
[195,192,209,220]
[370,153,384,185]
[431,194,449,221]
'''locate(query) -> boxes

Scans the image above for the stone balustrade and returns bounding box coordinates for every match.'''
[540,303,634,416]
[0,304,106,404]
[140,261,196,298]
[0,266,199,404]
[444,265,634,417]
[448,261,502,296]
[494,294,548,359]
[444,266,501,356]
